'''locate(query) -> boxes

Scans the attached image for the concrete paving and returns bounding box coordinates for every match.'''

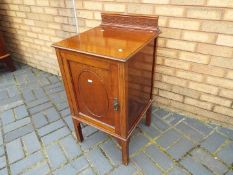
[0,63,232,175]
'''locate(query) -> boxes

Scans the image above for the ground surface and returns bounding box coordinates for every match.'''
[0,63,233,175]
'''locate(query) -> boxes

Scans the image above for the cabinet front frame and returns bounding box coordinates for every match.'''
[56,49,128,139]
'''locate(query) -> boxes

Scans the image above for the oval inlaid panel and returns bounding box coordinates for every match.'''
[78,71,109,118]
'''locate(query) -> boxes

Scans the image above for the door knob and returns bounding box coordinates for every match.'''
[113,98,119,111]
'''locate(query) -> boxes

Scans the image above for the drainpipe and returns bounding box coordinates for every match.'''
[72,0,79,34]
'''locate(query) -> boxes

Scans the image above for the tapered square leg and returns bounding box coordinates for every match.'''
[72,118,83,142]
[117,139,121,147]
[146,106,152,126]
[121,139,129,165]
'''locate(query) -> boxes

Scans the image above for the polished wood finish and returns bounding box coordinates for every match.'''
[53,13,159,165]
[101,13,159,31]
[0,31,16,72]
[121,139,129,165]
[72,118,83,142]
[53,13,159,61]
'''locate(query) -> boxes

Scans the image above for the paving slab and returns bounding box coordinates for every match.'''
[6,138,24,163]
[86,148,113,175]
[191,148,228,174]
[145,144,173,170]
[217,141,233,166]
[0,63,232,175]
[133,152,162,175]
[201,131,226,152]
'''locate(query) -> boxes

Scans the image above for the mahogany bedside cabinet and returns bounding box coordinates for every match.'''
[0,31,16,72]
[52,13,160,165]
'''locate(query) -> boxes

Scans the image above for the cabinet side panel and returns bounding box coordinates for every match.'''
[127,41,155,129]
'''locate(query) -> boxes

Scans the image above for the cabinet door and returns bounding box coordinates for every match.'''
[67,57,118,128]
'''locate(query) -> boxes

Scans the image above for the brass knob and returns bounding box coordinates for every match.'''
[113,98,119,111]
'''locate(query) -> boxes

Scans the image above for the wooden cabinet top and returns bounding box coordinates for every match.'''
[52,13,160,62]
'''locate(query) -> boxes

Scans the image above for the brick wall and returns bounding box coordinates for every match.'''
[0,0,233,126]
[0,0,83,74]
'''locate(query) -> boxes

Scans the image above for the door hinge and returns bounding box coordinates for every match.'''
[113,97,119,111]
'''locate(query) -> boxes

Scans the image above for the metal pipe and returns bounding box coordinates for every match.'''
[72,0,79,34]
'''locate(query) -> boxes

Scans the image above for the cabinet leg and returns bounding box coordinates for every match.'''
[117,139,121,147]
[121,139,129,165]
[146,106,151,126]
[72,119,83,142]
